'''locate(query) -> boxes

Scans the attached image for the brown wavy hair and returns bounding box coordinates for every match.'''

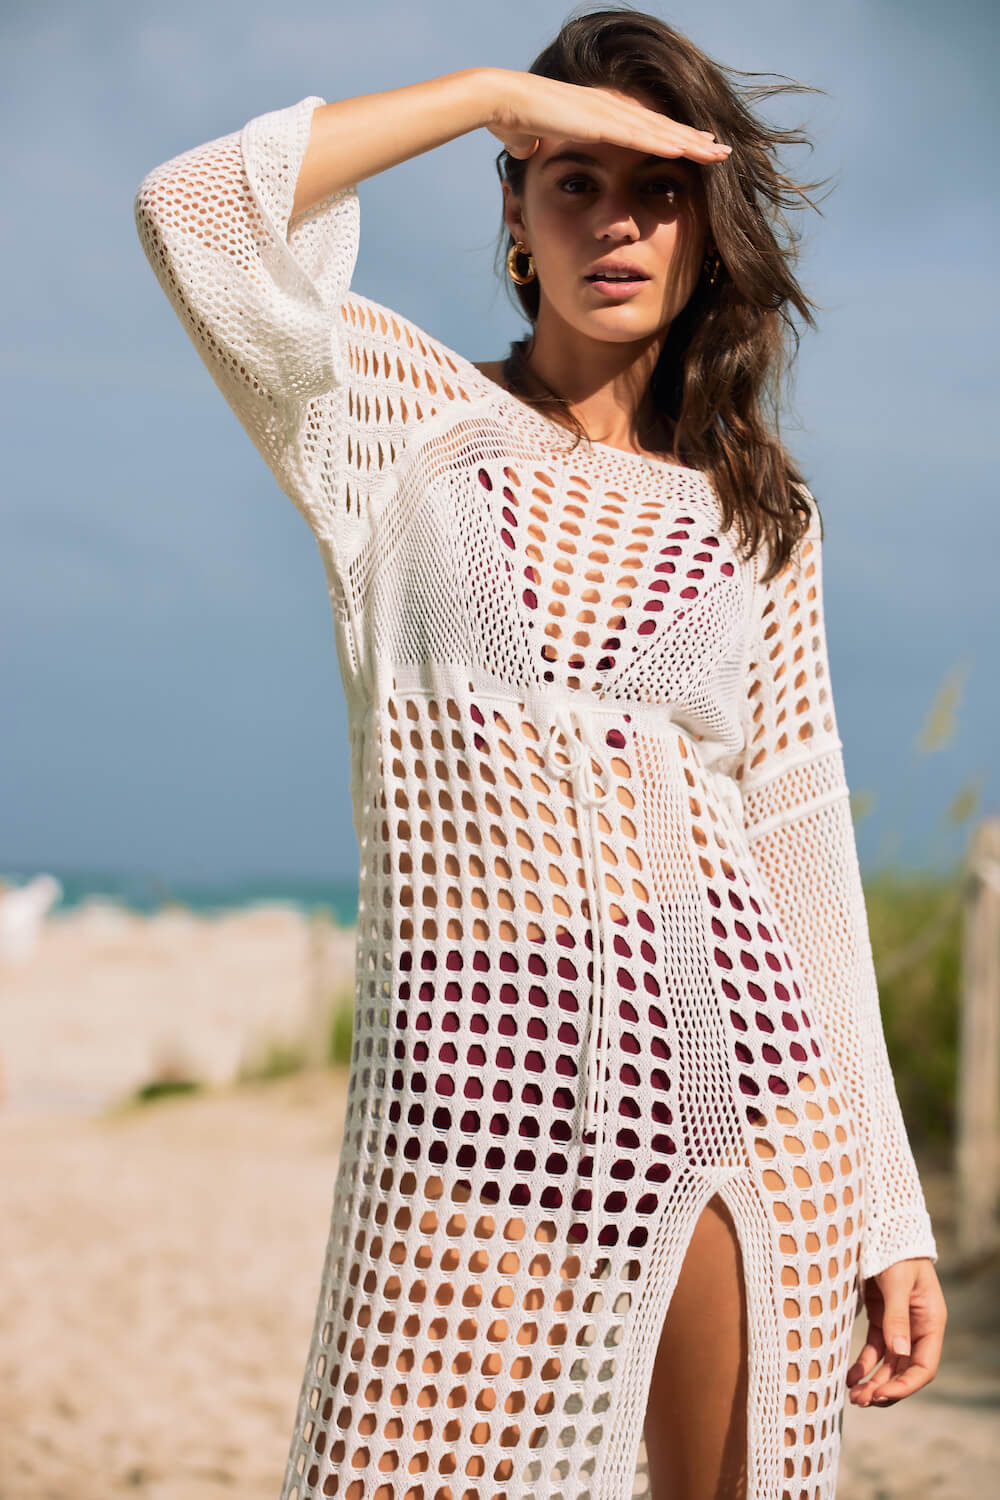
[494,4,833,582]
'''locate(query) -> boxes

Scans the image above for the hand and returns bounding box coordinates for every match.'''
[847,1256,947,1406]
[485,69,732,166]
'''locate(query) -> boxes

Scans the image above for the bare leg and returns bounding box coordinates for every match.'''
[644,1193,749,1500]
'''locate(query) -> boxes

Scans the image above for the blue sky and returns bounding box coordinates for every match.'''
[1,0,995,884]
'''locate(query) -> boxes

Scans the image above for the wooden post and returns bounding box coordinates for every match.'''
[303,906,336,1069]
[955,817,1000,1262]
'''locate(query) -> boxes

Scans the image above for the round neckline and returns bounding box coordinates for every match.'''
[457,356,700,474]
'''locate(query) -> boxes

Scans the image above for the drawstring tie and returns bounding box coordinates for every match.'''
[541,697,617,1275]
[538,693,744,1276]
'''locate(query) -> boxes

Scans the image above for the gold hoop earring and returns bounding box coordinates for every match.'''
[702,249,722,288]
[506,240,536,286]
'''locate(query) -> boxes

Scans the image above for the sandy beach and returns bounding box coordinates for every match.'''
[1,902,997,1498]
[0,900,358,1116]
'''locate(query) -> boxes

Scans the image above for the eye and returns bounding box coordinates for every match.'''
[557,174,595,194]
[643,177,685,198]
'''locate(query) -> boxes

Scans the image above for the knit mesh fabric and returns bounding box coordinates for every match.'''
[135,93,938,1500]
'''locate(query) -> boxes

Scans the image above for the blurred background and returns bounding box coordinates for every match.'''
[1,1,997,1496]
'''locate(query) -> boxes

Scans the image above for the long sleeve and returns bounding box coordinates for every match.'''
[133,94,360,547]
[735,490,938,1284]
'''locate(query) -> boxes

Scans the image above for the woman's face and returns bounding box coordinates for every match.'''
[503,92,712,347]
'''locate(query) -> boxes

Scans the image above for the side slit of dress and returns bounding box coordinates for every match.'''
[639,1190,752,1500]
[593,1176,777,1500]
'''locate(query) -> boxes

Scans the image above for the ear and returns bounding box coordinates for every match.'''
[501,179,529,244]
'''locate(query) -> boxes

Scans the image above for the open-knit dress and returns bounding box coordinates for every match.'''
[134,93,939,1500]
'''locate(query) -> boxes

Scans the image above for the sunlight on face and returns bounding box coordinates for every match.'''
[504,93,711,347]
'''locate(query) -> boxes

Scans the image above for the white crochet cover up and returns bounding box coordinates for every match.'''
[134,93,938,1500]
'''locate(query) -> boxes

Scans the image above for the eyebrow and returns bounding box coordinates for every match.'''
[540,149,689,173]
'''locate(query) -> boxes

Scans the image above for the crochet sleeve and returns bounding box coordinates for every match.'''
[133,95,360,545]
[736,492,938,1285]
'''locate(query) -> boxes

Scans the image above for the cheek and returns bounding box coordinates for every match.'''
[528,199,587,264]
[650,217,706,292]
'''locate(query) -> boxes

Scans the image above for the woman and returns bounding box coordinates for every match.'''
[134,9,947,1499]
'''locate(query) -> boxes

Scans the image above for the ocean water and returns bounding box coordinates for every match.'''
[0,868,360,927]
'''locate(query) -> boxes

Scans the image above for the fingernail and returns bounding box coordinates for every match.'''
[891,1336,910,1356]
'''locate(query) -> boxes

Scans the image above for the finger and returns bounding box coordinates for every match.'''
[628,120,732,164]
[847,1339,894,1403]
[851,1339,934,1406]
[846,1322,886,1386]
[869,1361,935,1403]
[849,1362,900,1406]
[595,92,732,162]
[619,100,733,162]
[872,1326,946,1400]
[879,1289,916,1364]
[501,134,541,161]
[845,1340,882,1386]
[860,1355,907,1402]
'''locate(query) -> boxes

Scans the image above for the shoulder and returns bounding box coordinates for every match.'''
[793,481,824,542]
[338,290,459,370]
[337,291,507,402]
[470,359,507,387]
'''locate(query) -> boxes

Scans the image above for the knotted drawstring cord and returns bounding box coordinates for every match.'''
[538,692,745,1276]
[541,696,617,1274]
[714,765,744,828]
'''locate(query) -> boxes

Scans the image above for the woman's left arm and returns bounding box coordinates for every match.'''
[733,487,946,1402]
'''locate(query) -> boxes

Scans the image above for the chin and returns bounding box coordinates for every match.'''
[575,310,669,344]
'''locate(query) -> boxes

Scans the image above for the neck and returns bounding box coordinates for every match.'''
[521,298,671,453]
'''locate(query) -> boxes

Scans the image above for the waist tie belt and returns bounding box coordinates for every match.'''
[536,692,745,1275]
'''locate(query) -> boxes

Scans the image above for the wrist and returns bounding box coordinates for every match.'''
[470,66,519,132]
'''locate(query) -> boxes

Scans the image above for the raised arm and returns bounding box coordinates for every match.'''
[290,69,499,214]
[291,66,730,214]
[133,72,729,552]
[735,492,938,1285]
[132,72,502,550]
[134,93,359,543]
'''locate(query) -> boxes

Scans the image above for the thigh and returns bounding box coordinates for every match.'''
[643,1193,749,1500]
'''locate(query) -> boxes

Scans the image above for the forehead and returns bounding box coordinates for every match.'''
[534,140,700,178]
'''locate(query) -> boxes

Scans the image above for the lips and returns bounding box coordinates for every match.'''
[585,262,650,283]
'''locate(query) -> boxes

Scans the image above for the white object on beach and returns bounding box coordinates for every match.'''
[0,875,63,963]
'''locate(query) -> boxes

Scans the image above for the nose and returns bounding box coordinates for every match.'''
[593,187,640,244]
